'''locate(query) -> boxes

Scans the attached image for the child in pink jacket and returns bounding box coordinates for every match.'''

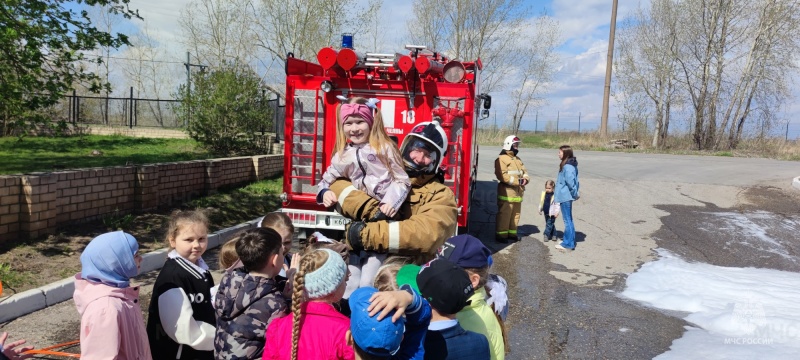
[73,231,151,360]
[263,248,353,360]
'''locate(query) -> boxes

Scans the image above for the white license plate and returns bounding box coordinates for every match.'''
[329,216,351,226]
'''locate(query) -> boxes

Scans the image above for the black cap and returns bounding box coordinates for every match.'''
[416,258,474,314]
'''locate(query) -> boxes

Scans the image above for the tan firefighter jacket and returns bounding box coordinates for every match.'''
[495,150,529,201]
[329,174,458,255]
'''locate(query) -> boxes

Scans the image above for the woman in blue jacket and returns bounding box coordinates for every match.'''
[554,145,580,250]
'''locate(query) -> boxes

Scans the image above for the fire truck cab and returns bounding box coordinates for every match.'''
[279,39,490,238]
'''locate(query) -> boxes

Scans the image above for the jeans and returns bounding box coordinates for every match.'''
[543,214,556,239]
[560,200,575,249]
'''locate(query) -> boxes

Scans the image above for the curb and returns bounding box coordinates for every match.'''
[794,176,800,191]
[0,218,262,323]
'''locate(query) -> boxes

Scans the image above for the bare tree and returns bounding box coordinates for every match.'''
[179,0,260,67]
[615,0,680,148]
[615,0,800,150]
[251,0,380,94]
[120,25,179,125]
[676,0,800,149]
[363,0,386,52]
[407,0,530,93]
[508,15,560,133]
[719,0,800,147]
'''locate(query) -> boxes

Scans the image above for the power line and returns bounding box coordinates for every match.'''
[79,52,186,65]
[104,55,185,65]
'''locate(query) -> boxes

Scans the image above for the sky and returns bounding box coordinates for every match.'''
[98,0,799,138]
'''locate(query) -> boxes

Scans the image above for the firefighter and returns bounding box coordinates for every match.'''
[327,120,458,258]
[494,135,530,243]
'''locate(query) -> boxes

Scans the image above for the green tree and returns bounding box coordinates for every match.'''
[0,0,139,136]
[176,62,272,155]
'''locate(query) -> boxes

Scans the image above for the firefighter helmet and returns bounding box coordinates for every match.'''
[502,135,521,150]
[400,120,448,174]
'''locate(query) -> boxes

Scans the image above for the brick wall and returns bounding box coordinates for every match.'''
[254,155,283,180]
[208,157,255,191]
[0,154,283,242]
[54,167,136,224]
[156,161,207,207]
[0,177,22,242]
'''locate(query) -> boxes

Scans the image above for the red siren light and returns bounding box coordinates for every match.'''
[317,47,339,70]
[415,57,444,75]
[397,55,415,73]
[443,60,466,83]
[337,48,363,71]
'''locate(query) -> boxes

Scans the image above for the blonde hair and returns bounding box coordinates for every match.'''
[290,249,344,360]
[165,209,210,249]
[260,212,294,234]
[545,179,555,189]
[334,97,403,180]
[373,256,413,291]
[218,239,239,269]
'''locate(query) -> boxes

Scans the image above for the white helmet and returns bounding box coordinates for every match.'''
[400,120,448,174]
[502,135,521,151]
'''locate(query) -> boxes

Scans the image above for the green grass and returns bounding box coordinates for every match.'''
[0,262,31,290]
[0,135,210,175]
[189,176,284,231]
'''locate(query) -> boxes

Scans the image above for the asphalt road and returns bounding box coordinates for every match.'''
[2,146,798,359]
[469,146,800,359]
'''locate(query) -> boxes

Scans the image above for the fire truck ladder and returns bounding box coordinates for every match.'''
[288,91,324,196]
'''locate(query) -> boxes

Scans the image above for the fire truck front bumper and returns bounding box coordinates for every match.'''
[277,208,352,231]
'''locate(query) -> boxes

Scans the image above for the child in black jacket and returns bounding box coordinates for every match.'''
[147,210,216,360]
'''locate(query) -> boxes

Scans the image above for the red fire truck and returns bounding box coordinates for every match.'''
[278,40,490,237]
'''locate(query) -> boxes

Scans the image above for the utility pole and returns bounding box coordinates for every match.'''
[184,51,207,126]
[600,0,619,136]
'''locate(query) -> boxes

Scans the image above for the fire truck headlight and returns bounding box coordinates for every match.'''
[320,80,334,93]
[280,192,288,202]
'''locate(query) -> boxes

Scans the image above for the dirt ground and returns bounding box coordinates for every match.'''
[0,214,169,296]
[0,185,281,297]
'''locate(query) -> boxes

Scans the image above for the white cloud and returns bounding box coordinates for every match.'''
[93,0,796,133]
[128,0,191,47]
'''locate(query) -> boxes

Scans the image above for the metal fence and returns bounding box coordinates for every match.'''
[44,89,286,134]
[43,89,183,128]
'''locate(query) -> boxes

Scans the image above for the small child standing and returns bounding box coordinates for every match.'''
[263,248,354,360]
[259,212,295,277]
[209,239,240,305]
[347,285,431,360]
[146,210,216,360]
[417,258,489,360]
[74,231,151,360]
[214,228,289,360]
[368,261,432,360]
[438,235,506,360]
[538,180,558,242]
[316,97,410,296]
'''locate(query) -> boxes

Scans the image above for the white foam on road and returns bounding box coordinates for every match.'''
[621,250,800,359]
[701,211,797,262]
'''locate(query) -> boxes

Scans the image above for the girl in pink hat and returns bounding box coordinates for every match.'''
[316,97,410,297]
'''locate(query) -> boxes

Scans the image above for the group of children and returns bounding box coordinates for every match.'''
[66,96,511,359]
[71,208,509,360]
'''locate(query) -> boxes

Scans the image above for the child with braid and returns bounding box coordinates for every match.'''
[262,248,354,360]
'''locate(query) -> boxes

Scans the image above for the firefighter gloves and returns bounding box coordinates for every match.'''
[346,221,366,253]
